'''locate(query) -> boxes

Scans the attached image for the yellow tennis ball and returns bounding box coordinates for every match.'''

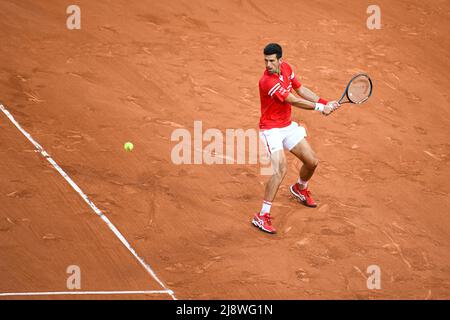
[124,142,134,152]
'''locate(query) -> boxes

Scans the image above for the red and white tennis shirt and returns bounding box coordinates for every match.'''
[258,61,302,130]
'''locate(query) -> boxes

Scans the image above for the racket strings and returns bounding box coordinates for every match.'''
[347,76,371,103]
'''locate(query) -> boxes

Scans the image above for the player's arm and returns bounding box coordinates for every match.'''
[285,93,315,109]
[290,74,331,108]
[285,93,336,115]
[292,78,340,114]
[295,85,325,104]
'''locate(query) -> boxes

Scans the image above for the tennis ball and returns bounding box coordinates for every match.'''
[124,142,134,152]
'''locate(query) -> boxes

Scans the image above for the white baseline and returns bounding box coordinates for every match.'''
[0,290,170,297]
[0,103,176,300]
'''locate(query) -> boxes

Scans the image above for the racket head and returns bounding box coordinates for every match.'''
[345,73,373,104]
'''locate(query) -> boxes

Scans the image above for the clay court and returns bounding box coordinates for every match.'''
[0,0,449,299]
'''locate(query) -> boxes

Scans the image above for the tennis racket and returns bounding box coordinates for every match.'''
[337,73,373,105]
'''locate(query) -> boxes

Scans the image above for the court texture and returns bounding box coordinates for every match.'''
[0,0,449,299]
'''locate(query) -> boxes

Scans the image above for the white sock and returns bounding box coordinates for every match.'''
[298,177,308,190]
[260,200,272,215]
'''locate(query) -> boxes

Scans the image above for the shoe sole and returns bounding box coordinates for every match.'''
[252,218,276,234]
[290,185,317,208]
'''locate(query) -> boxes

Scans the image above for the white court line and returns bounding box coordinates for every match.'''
[0,103,176,300]
[0,290,171,297]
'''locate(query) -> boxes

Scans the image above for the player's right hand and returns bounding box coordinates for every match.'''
[323,101,340,116]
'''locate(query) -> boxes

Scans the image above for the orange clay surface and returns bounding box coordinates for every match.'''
[0,0,449,299]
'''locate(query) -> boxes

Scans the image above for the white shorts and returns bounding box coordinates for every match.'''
[260,121,307,156]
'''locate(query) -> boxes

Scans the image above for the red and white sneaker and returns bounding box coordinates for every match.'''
[252,212,276,234]
[290,183,317,207]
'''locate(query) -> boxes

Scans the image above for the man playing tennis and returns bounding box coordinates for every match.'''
[253,43,340,234]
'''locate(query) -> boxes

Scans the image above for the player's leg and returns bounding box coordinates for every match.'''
[283,123,318,207]
[253,149,286,233]
[289,139,319,207]
[263,149,288,203]
[290,138,319,186]
[253,130,285,234]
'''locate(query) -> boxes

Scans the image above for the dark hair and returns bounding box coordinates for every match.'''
[263,43,282,59]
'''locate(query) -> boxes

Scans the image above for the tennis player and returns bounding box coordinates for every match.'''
[253,43,340,234]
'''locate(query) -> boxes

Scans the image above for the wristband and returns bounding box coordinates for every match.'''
[318,97,328,105]
[314,103,325,112]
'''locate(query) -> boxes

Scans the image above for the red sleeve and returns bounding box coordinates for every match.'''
[286,63,302,90]
[288,65,302,89]
[264,78,290,102]
[291,76,302,90]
